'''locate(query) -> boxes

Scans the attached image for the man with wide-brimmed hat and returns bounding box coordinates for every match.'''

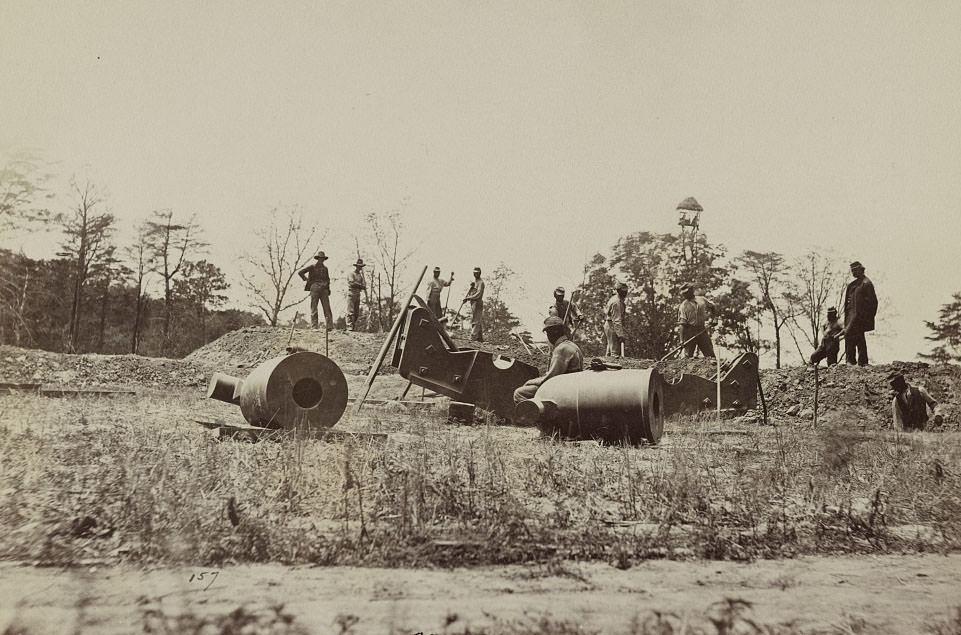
[888,371,942,431]
[513,315,584,407]
[809,306,843,367]
[463,266,485,341]
[425,266,452,319]
[547,286,580,335]
[676,283,715,358]
[347,258,367,331]
[839,260,878,366]
[604,282,628,357]
[297,251,333,329]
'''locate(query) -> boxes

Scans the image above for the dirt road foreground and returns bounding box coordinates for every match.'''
[2,555,959,634]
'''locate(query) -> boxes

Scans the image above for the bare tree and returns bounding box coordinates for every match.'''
[240,206,323,326]
[59,180,115,352]
[785,251,845,353]
[735,250,797,368]
[126,226,153,354]
[142,210,206,353]
[364,207,416,328]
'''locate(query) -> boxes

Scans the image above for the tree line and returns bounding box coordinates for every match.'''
[2,153,958,364]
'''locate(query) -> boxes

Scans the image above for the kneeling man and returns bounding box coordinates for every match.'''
[514,316,584,405]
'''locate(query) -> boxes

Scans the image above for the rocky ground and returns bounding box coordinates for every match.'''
[3,327,960,430]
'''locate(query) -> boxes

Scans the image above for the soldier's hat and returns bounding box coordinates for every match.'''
[887,371,906,387]
[849,260,864,270]
[615,282,628,291]
[554,286,565,295]
[473,266,481,274]
[354,258,366,268]
[680,283,694,295]
[543,316,565,331]
[433,266,441,273]
[827,306,838,316]
[314,251,328,260]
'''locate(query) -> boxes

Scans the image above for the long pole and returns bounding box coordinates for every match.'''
[813,363,819,428]
[356,265,428,411]
[286,311,299,348]
[715,335,721,421]
[659,328,707,362]
[443,272,454,314]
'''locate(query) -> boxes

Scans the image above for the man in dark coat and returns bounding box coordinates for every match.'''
[297,251,333,329]
[839,260,878,366]
[889,372,942,431]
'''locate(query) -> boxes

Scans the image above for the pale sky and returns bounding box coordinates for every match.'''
[2,1,959,364]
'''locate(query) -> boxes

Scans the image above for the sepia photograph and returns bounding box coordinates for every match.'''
[1,1,960,633]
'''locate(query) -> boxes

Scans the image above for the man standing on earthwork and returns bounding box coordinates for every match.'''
[839,260,878,366]
[513,316,584,405]
[604,282,628,357]
[464,266,485,342]
[548,286,579,335]
[425,266,452,320]
[297,251,333,330]
[676,284,715,358]
[347,258,367,331]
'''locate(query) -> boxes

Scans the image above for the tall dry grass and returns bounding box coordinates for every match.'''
[1,390,959,568]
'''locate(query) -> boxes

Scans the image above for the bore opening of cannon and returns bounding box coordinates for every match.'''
[292,377,324,409]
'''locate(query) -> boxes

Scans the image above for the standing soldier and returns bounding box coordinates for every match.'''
[838,260,878,366]
[425,267,452,320]
[548,286,580,335]
[297,251,333,330]
[464,266,485,342]
[347,258,367,331]
[676,284,715,358]
[604,282,628,357]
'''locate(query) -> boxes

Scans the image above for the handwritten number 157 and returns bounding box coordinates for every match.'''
[188,571,220,591]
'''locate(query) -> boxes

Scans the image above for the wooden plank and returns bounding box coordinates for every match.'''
[195,419,387,443]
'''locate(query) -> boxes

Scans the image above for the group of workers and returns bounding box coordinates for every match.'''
[301,254,940,432]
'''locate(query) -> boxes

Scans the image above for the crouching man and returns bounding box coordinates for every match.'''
[513,316,584,406]
[889,371,943,432]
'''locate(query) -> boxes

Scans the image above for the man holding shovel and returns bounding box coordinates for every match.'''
[676,284,715,358]
[425,267,453,320]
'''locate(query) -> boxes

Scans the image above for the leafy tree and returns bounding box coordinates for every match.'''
[59,180,115,352]
[920,292,961,363]
[482,263,523,342]
[240,206,323,326]
[576,231,732,359]
[141,210,206,353]
[173,260,229,343]
[713,278,765,353]
[0,150,54,231]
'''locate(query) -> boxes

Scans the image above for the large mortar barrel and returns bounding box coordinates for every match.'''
[514,368,666,444]
[207,351,348,430]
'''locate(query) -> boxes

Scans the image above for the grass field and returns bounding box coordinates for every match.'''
[2,388,959,571]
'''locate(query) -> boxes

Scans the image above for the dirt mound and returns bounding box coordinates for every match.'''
[186,326,386,374]
[0,345,214,389]
[760,361,961,428]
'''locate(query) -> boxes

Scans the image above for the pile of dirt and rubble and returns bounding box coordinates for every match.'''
[0,345,215,389]
[186,326,386,374]
[759,361,961,428]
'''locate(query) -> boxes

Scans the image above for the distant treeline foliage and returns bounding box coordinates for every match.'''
[0,249,262,358]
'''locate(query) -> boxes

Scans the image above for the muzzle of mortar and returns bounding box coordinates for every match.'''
[207,351,348,429]
[514,368,666,444]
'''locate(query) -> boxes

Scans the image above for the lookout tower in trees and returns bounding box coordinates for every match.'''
[676,196,703,271]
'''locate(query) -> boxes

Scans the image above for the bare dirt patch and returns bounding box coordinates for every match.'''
[2,555,960,634]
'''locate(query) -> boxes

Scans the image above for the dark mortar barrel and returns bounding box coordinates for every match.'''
[207,352,348,429]
[514,368,666,444]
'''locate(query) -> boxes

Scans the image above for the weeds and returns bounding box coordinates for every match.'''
[1,391,960,567]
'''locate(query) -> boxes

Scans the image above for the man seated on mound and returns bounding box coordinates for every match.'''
[889,371,943,432]
[513,316,583,406]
